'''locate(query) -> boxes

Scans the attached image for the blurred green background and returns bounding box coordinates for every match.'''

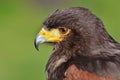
[0,0,120,80]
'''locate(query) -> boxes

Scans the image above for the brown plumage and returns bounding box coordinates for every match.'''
[34,7,120,80]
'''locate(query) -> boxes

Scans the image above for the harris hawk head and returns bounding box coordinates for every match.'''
[34,7,120,80]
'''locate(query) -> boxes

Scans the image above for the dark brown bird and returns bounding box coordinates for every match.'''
[34,7,120,80]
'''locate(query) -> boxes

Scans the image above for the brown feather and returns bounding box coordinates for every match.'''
[64,65,114,80]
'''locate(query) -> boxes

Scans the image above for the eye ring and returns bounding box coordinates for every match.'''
[58,27,70,35]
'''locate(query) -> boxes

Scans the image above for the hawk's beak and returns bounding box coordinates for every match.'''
[34,34,47,51]
[34,28,63,50]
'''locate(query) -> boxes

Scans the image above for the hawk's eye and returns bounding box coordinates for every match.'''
[58,27,70,35]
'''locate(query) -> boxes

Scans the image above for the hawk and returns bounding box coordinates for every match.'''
[34,7,120,80]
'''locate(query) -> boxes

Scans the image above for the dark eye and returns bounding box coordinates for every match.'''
[58,27,70,35]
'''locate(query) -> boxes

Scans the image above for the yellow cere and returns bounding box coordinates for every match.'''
[39,28,63,42]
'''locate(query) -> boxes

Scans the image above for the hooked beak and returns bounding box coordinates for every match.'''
[34,28,63,50]
[34,34,46,51]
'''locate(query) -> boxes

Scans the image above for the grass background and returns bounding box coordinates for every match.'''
[0,0,120,80]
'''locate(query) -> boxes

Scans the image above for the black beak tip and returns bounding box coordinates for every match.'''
[34,39,39,51]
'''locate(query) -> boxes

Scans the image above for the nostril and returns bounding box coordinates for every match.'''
[40,32,46,35]
[42,33,46,35]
